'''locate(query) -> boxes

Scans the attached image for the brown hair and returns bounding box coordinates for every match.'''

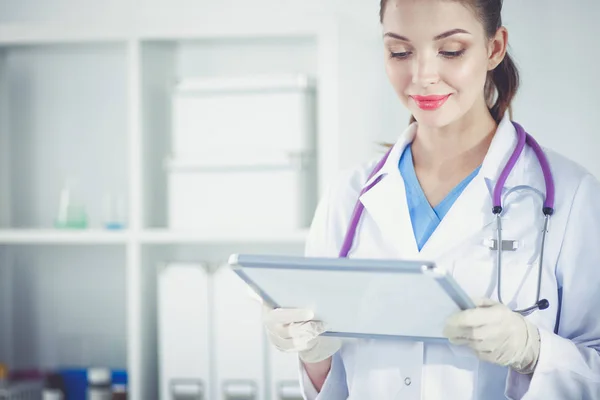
[380,0,519,124]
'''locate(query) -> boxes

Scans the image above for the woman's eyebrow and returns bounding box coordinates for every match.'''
[383,28,472,42]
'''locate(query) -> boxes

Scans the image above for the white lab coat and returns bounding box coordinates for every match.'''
[299,114,600,399]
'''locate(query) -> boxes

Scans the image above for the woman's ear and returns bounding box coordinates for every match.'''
[488,26,509,70]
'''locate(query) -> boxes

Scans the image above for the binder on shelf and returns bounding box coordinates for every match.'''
[212,264,266,400]
[158,263,212,400]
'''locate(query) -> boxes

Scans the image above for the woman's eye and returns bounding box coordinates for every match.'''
[440,49,466,58]
[390,51,412,59]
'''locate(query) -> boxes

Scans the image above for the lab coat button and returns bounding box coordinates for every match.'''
[404,377,411,386]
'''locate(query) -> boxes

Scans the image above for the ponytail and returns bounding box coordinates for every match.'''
[487,52,519,123]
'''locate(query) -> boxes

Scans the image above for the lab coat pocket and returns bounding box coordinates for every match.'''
[450,230,497,301]
[350,339,422,400]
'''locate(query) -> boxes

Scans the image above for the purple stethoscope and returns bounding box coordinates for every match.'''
[338,121,555,316]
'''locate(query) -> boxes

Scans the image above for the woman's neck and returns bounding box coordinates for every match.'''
[411,106,498,173]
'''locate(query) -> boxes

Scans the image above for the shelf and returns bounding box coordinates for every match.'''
[0,15,327,400]
[139,229,308,244]
[0,229,130,244]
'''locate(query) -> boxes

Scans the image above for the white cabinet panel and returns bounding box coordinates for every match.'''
[268,349,303,400]
[158,263,211,400]
[212,265,265,400]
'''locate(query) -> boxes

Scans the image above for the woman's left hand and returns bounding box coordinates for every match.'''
[443,298,541,374]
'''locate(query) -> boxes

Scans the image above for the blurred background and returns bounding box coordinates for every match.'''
[0,0,598,399]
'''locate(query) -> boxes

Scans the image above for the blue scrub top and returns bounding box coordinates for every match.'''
[399,144,481,251]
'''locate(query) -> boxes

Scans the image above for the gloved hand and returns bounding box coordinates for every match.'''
[262,305,341,364]
[443,298,541,374]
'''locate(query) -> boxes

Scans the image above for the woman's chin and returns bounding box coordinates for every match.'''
[411,108,460,129]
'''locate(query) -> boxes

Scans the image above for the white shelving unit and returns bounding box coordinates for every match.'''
[0,15,343,400]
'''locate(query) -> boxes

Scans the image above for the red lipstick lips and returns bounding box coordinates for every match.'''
[411,94,451,111]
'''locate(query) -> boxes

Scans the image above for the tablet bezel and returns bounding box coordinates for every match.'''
[228,253,475,341]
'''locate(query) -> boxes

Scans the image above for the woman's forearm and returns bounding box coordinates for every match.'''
[303,357,333,392]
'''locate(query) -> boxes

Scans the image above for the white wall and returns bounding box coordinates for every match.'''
[505,1,600,178]
[8,246,127,369]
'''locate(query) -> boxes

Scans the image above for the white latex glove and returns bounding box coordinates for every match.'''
[443,298,541,374]
[262,305,341,364]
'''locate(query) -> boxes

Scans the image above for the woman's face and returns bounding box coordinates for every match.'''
[382,0,503,128]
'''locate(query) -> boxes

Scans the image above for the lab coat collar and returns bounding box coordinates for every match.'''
[481,114,546,198]
[357,113,530,260]
[362,122,418,189]
[480,113,519,181]
[356,123,420,257]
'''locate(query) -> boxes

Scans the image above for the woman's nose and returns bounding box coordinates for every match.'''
[412,55,440,87]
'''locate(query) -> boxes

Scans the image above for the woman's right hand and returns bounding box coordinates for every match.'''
[262,305,341,364]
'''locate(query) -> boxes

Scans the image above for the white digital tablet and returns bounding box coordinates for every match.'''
[228,254,475,341]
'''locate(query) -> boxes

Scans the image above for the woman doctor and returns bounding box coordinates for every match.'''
[262,0,600,399]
